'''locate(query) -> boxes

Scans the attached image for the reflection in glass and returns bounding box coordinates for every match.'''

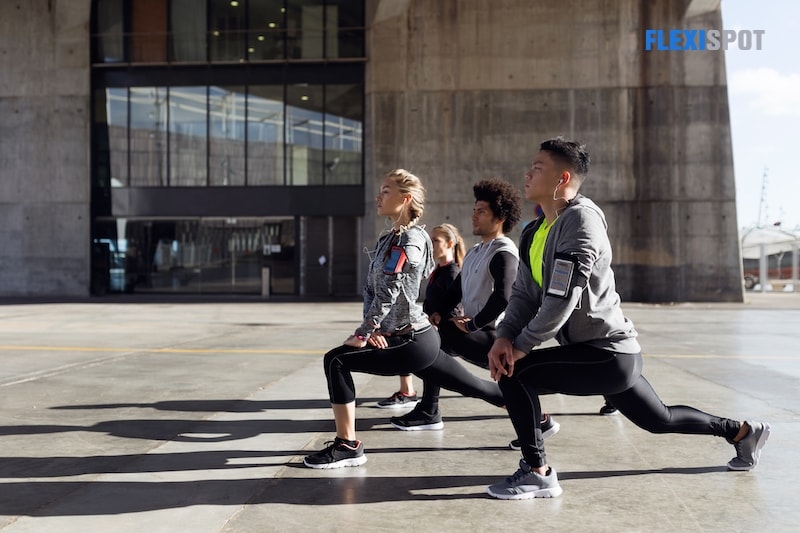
[247,86,285,185]
[330,0,365,58]
[171,0,207,61]
[209,0,245,62]
[169,86,209,186]
[95,217,296,295]
[287,84,324,185]
[106,88,129,186]
[325,84,363,185]
[129,87,168,186]
[210,86,246,186]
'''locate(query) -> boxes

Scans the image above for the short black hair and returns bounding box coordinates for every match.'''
[540,137,590,178]
[473,178,523,233]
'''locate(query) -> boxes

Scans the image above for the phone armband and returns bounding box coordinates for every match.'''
[384,246,408,274]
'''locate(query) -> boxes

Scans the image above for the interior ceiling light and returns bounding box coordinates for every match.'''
[300,95,309,101]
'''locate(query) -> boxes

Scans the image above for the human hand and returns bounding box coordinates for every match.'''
[343,335,367,348]
[451,316,472,334]
[428,312,442,326]
[488,337,513,380]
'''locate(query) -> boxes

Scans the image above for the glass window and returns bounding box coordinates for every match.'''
[94,0,125,63]
[287,83,324,185]
[329,0,365,58]
[106,88,130,186]
[131,0,168,62]
[171,0,208,62]
[324,83,362,185]
[209,86,247,186]
[129,87,168,186]
[249,0,286,60]
[286,0,328,59]
[209,0,245,62]
[169,86,209,186]
[247,85,285,185]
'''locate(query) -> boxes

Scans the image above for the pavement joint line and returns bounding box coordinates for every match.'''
[0,345,324,355]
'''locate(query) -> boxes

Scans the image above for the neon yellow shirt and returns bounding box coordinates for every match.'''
[529,219,553,287]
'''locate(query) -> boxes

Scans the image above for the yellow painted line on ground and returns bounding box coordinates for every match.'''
[0,345,322,355]
[0,345,796,359]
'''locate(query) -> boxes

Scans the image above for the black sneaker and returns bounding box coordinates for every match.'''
[377,391,420,409]
[599,401,618,416]
[508,415,561,450]
[390,404,444,431]
[303,437,367,469]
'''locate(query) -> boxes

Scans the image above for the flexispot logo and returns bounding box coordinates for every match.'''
[644,29,765,50]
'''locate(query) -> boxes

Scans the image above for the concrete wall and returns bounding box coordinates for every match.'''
[0,0,742,302]
[365,0,742,302]
[0,0,91,297]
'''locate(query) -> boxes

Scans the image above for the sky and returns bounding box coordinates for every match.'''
[722,0,800,233]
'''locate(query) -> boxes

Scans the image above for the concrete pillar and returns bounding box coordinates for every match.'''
[366,0,742,302]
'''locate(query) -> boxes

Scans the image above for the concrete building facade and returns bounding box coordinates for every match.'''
[0,0,743,302]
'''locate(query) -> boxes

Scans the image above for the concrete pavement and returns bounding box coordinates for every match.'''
[0,293,797,532]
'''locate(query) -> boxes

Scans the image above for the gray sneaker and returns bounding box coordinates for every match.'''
[727,421,771,471]
[487,460,563,500]
[508,416,561,450]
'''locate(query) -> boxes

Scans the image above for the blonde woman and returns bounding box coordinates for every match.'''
[304,169,438,469]
[376,223,466,409]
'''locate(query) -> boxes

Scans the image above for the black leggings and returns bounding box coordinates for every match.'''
[323,326,440,404]
[415,320,503,412]
[499,343,741,468]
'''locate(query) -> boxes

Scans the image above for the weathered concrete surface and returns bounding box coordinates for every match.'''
[366,0,740,302]
[0,294,795,531]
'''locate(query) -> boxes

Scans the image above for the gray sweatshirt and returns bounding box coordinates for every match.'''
[356,225,435,338]
[497,195,640,354]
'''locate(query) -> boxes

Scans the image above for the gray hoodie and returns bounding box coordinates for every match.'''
[497,195,640,354]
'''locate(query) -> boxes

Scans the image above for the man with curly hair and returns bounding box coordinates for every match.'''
[390,179,559,444]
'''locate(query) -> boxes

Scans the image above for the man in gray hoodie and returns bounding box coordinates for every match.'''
[485,137,771,500]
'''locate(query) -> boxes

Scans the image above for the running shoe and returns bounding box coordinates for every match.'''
[727,420,771,471]
[599,401,619,416]
[303,437,367,469]
[389,404,444,431]
[509,415,561,450]
[377,391,420,409]
[487,460,563,500]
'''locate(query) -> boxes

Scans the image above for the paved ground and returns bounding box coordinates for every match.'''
[0,292,797,532]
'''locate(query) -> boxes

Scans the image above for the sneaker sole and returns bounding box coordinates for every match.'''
[390,420,444,431]
[600,410,619,416]
[303,454,368,469]
[376,400,420,409]
[727,423,771,471]
[508,421,561,450]
[486,485,563,500]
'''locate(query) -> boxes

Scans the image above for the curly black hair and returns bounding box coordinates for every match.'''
[473,178,523,233]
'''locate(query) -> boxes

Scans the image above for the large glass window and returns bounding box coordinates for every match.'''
[169,87,209,186]
[92,0,364,64]
[171,0,208,61]
[94,0,124,62]
[130,87,169,186]
[131,0,168,62]
[247,85,285,185]
[249,0,286,60]
[287,83,324,185]
[210,86,247,186]
[324,83,362,185]
[106,88,129,186]
[209,0,246,62]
